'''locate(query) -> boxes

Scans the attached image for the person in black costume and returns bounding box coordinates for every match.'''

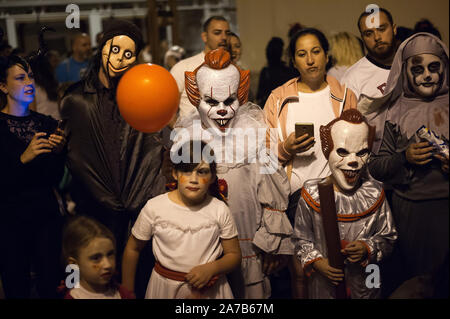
[60,20,167,295]
[0,55,66,298]
[256,37,297,108]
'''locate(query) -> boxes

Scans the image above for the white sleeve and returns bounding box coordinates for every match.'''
[131,202,155,241]
[341,69,360,101]
[217,202,238,239]
[170,61,185,94]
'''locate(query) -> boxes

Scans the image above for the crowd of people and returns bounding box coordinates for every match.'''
[0,6,448,300]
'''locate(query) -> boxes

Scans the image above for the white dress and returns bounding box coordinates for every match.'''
[132,193,238,299]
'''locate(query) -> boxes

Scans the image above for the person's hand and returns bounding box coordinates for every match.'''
[262,253,289,275]
[405,142,434,165]
[434,154,449,173]
[20,132,52,164]
[48,130,66,154]
[312,258,344,286]
[283,132,315,156]
[185,263,216,289]
[341,241,368,263]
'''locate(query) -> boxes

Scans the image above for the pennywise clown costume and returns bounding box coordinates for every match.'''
[60,20,166,256]
[294,109,397,299]
[172,48,293,299]
[366,33,449,282]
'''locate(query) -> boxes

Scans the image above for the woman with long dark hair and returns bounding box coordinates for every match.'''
[0,54,66,298]
[264,28,357,298]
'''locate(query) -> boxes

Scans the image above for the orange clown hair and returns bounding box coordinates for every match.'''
[185,48,250,107]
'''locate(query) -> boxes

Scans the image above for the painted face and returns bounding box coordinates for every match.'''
[0,64,35,105]
[360,11,396,60]
[173,161,214,206]
[328,121,370,192]
[102,35,136,78]
[202,19,230,52]
[293,34,328,84]
[74,237,116,292]
[229,36,242,63]
[406,53,444,98]
[196,64,240,135]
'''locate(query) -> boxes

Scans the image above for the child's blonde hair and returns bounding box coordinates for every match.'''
[329,32,364,67]
[62,216,116,263]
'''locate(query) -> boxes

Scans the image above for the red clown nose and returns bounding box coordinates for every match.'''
[116,63,179,133]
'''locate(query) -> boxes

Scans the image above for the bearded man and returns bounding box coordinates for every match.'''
[342,7,397,103]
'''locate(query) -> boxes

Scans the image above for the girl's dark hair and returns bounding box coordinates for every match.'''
[0,55,31,109]
[62,215,116,264]
[171,140,225,203]
[289,28,329,61]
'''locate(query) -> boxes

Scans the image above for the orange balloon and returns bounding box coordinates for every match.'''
[116,63,179,133]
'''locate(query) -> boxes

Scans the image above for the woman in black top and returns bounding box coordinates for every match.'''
[0,55,66,298]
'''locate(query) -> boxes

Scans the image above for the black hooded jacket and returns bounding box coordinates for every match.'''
[60,76,166,216]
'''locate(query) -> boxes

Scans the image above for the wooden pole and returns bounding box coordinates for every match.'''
[147,0,160,65]
[168,0,179,46]
[317,178,347,299]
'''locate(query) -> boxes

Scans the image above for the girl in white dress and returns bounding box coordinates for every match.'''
[122,140,241,298]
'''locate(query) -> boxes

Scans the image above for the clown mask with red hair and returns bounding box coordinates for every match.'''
[185,48,250,135]
[320,109,375,192]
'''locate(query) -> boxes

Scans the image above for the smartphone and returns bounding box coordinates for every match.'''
[295,122,314,139]
[54,119,67,135]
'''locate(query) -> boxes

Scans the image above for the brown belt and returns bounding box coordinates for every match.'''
[154,261,219,288]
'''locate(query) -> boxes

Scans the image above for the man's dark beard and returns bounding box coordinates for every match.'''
[368,36,397,62]
[368,43,395,61]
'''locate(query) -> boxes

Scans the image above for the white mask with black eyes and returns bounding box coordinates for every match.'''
[328,121,370,192]
[102,35,136,78]
[406,53,444,98]
[196,64,240,136]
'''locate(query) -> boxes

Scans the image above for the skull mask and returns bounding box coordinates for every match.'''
[328,121,370,191]
[406,53,444,98]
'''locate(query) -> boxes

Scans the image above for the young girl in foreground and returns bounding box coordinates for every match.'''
[61,216,135,299]
[122,140,241,298]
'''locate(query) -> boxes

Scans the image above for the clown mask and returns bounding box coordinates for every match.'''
[196,64,240,135]
[328,121,370,192]
[406,53,444,98]
[102,35,136,78]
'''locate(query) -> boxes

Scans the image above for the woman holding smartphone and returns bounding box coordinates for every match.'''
[263,28,357,298]
[0,55,66,298]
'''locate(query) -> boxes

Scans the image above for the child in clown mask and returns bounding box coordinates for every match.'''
[293,109,397,299]
[122,140,241,299]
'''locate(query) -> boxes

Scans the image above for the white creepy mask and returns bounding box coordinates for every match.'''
[196,64,240,135]
[328,121,370,192]
[102,35,136,78]
[406,53,444,98]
